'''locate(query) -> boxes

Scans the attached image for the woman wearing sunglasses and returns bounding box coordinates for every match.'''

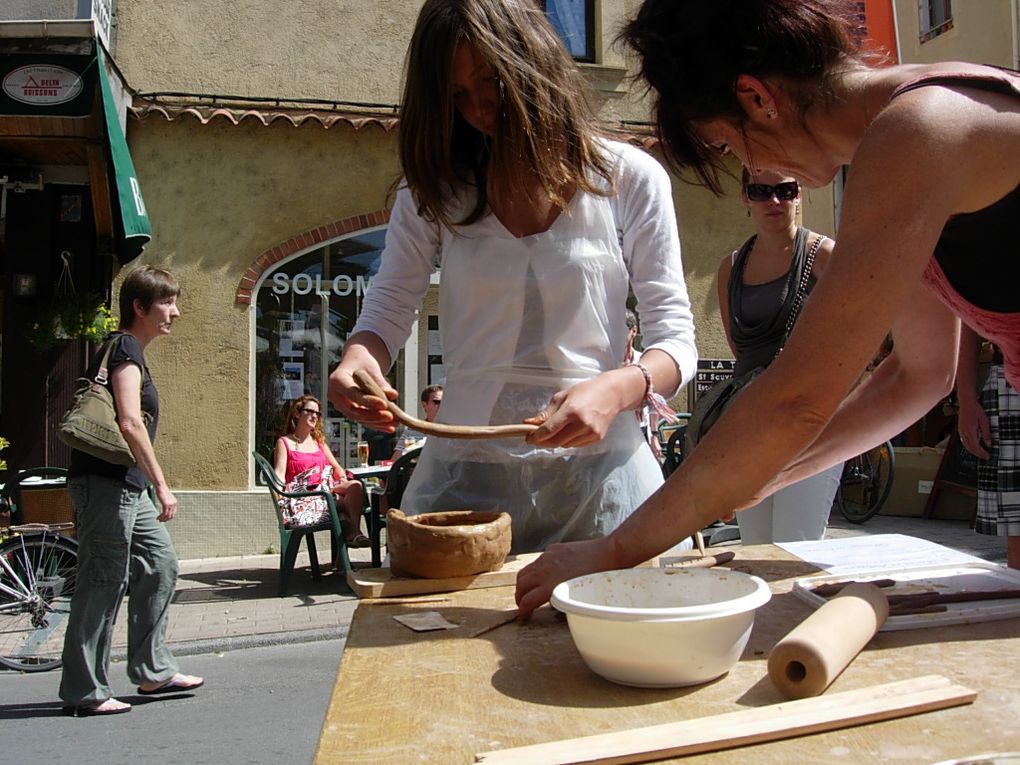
[273,395,368,547]
[717,169,840,543]
[516,0,1020,614]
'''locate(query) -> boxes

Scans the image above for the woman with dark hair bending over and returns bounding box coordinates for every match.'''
[720,168,841,543]
[61,267,202,716]
[516,0,1020,613]
[328,0,697,553]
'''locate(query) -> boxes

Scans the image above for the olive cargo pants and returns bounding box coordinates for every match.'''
[60,474,179,706]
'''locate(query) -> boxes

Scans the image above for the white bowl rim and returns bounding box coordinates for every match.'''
[550,567,772,622]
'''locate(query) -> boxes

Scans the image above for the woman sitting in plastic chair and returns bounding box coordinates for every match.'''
[274,395,369,547]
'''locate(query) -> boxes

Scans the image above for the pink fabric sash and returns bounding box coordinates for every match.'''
[923,258,1020,389]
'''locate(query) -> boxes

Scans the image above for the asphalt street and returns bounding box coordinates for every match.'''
[0,639,345,765]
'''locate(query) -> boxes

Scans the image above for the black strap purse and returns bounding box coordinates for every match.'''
[686,234,823,452]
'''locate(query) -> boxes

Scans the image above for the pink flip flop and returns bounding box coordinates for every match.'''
[137,675,205,695]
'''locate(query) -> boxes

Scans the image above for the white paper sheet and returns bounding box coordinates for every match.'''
[777,534,988,576]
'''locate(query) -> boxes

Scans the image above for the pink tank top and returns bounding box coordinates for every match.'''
[282,438,328,484]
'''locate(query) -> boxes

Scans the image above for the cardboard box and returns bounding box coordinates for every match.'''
[880,447,943,517]
[929,487,977,522]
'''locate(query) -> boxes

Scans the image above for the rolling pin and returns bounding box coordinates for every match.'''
[767,582,889,699]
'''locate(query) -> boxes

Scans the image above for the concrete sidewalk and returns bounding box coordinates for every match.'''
[112,510,1011,659]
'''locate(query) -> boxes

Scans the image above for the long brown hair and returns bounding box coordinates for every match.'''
[283,395,326,444]
[399,0,613,230]
[620,0,868,194]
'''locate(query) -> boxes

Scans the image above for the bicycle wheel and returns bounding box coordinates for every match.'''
[837,441,896,524]
[0,532,78,672]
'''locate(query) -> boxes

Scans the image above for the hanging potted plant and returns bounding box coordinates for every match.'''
[25,253,119,349]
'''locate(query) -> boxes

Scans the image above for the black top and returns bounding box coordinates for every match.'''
[68,332,159,491]
[933,184,1020,312]
[889,70,1020,312]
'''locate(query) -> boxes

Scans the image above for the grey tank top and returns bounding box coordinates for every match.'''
[727,228,821,377]
[732,276,792,375]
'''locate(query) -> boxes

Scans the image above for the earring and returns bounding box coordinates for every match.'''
[765,106,777,120]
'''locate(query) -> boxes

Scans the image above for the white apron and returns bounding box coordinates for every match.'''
[400,187,665,553]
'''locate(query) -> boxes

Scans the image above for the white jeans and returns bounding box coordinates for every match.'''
[736,463,843,545]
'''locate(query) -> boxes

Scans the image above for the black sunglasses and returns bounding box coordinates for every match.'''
[745,181,799,202]
[300,408,321,418]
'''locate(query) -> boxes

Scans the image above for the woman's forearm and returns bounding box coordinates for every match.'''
[956,326,983,409]
[120,418,169,491]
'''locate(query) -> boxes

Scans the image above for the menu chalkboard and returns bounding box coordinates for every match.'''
[693,359,736,399]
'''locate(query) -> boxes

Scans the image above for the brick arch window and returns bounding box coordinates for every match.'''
[244,211,398,463]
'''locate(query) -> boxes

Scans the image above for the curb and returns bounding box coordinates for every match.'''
[110,626,350,662]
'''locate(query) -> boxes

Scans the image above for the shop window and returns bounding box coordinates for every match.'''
[543,0,596,62]
[253,227,401,468]
[919,0,952,42]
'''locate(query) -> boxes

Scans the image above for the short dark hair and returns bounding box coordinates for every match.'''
[421,384,444,404]
[119,266,180,328]
[619,0,866,194]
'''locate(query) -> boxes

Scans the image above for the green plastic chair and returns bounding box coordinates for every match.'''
[366,446,422,567]
[252,452,353,597]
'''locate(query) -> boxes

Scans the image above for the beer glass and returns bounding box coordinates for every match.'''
[357,440,370,467]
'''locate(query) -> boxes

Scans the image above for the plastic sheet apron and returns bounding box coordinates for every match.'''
[399,189,665,553]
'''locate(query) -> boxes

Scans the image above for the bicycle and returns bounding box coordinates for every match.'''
[835,440,896,524]
[0,521,79,672]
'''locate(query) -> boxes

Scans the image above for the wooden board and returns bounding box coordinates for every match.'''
[474,675,977,765]
[346,553,540,598]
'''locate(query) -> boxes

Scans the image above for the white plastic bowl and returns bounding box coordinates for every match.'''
[550,567,772,688]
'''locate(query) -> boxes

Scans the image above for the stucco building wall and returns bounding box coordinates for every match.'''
[894,0,1016,67]
[121,116,400,491]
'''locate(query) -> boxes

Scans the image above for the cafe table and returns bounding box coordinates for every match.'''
[346,464,392,481]
[315,544,1020,764]
[345,464,393,566]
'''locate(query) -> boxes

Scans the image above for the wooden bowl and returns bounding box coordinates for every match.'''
[386,510,512,579]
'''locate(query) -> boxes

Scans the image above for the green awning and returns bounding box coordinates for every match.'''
[97,46,151,265]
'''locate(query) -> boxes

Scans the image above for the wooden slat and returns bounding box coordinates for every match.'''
[87,141,114,239]
[474,675,976,765]
[348,553,540,598]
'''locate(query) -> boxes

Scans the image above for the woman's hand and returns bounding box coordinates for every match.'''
[327,333,397,431]
[957,398,992,460]
[524,367,643,448]
[155,485,178,522]
[515,537,620,618]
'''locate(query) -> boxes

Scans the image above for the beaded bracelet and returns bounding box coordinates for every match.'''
[629,362,679,423]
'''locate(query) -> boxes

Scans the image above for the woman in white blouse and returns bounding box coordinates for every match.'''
[328,0,697,552]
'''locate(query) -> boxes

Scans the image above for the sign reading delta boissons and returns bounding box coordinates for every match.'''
[2,65,84,106]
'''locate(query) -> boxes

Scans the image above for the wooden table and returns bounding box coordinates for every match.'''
[315,545,1020,764]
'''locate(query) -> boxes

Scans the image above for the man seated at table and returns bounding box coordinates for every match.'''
[391,384,443,461]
